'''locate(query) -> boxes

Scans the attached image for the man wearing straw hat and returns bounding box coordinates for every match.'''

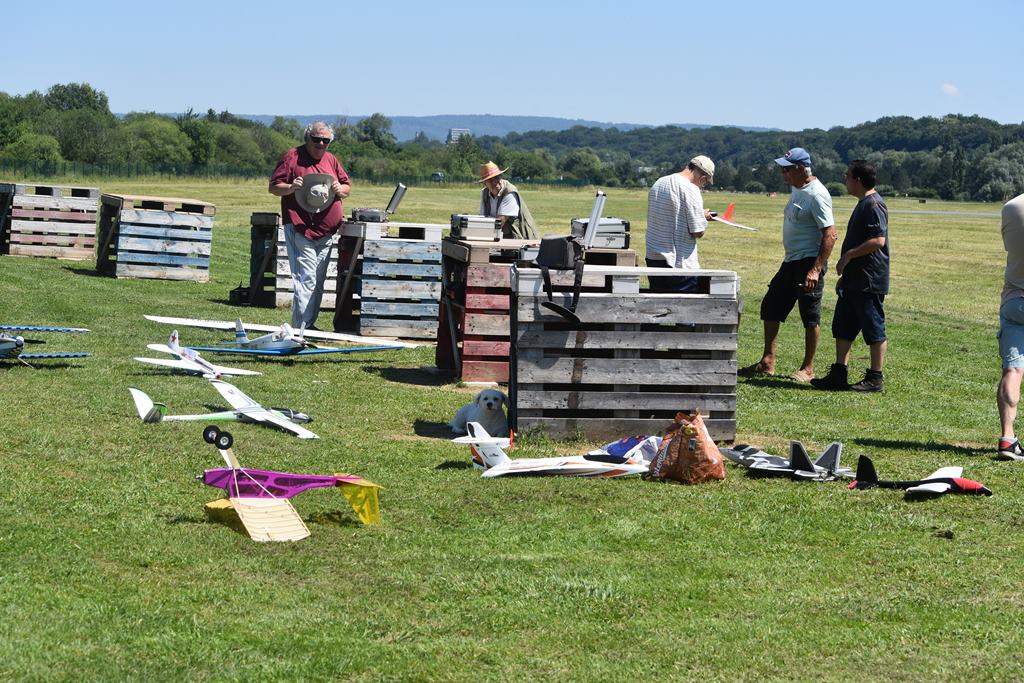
[478,161,538,239]
[269,121,351,329]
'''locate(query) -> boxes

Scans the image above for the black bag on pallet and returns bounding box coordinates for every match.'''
[532,191,606,325]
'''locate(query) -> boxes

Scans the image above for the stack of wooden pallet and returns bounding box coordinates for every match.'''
[359,225,443,339]
[0,182,99,260]
[510,266,739,442]
[95,194,215,281]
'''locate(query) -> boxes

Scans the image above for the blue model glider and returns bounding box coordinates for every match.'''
[0,325,91,366]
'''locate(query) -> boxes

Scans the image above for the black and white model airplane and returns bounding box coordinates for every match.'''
[848,455,993,499]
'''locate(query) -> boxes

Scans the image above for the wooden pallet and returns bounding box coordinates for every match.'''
[272,222,389,326]
[247,213,279,306]
[95,194,215,281]
[511,266,739,442]
[436,237,638,384]
[0,182,99,260]
[359,236,442,339]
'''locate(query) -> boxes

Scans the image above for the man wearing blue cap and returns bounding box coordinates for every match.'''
[739,147,836,382]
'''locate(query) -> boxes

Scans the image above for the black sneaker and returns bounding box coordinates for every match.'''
[850,369,884,393]
[810,363,849,390]
[997,438,1024,461]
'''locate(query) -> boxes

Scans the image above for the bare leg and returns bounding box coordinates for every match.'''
[869,339,887,372]
[798,325,819,375]
[998,368,1024,438]
[758,320,781,372]
[835,338,854,366]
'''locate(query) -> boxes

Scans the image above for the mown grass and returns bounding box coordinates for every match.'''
[1,176,1021,682]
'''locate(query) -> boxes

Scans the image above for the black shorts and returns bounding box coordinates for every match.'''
[759,257,826,328]
[645,257,700,293]
[832,291,886,344]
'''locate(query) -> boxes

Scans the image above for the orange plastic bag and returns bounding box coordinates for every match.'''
[646,412,725,485]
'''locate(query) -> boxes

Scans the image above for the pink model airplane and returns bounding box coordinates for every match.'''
[199,427,381,541]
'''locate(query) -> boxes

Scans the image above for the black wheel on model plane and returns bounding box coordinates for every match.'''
[215,431,233,450]
[203,425,221,445]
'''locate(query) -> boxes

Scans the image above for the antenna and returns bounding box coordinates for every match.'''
[384,183,407,215]
[581,190,606,249]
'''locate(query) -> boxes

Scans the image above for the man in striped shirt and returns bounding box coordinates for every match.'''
[644,155,715,292]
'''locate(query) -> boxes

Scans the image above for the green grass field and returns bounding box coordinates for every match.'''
[2,178,1021,681]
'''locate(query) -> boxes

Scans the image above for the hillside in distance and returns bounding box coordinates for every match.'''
[239,113,778,141]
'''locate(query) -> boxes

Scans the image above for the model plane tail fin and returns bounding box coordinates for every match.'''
[454,422,511,469]
[722,203,735,221]
[234,318,249,343]
[814,442,843,473]
[128,387,166,423]
[849,455,879,490]
[788,441,816,473]
[168,330,181,353]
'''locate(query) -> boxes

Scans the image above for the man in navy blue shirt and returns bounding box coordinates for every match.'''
[812,160,890,392]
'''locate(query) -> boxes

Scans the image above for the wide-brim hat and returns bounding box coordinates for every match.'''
[478,161,509,183]
[295,173,336,213]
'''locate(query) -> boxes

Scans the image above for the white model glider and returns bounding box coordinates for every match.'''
[720,441,852,481]
[128,378,319,439]
[135,330,261,378]
[709,203,759,232]
[182,318,403,357]
[143,315,420,349]
[453,422,657,478]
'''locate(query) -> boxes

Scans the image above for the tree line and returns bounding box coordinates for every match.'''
[2,83,1023,201]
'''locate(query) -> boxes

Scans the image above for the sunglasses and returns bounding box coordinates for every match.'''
[310,136,331,145]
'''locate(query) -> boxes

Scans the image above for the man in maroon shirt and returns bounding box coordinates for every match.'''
[269,121,351,328]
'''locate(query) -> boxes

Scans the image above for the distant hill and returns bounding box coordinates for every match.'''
[237,113,778,141]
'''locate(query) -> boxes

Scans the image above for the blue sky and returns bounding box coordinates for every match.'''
[4,0,1022,131]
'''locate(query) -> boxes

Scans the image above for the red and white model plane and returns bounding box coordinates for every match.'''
[709,203,759,231]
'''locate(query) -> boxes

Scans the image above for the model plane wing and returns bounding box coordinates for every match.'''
[481,456,647,478]
[19,352,91,359]
[0,325,90,333]
[227,497,311,542]
[135,355,261,377]
[926,466,963,480]
[239,408,320,439]
[710,216,759,231]
[144,315,420,348]
[905,481,952,496]
[187,345,400,356]
[209,379,262,410]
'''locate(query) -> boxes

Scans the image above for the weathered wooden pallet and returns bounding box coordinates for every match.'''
[247,213,279,306]
[359,237,442,340]
[436,237,639,384]
[511,267,740,442]
[0,182,99,259]
[95,194,215,281]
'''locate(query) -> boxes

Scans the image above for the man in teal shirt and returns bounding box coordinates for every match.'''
[739,147,837,382]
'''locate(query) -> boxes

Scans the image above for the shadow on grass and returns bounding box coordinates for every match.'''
[368,366,453,387]
[63,266,109,278]
[852,437,989,457]
[739,376,816,391]
[1,361,89,371]
[436,460,473,470]
[415,419,456,439]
